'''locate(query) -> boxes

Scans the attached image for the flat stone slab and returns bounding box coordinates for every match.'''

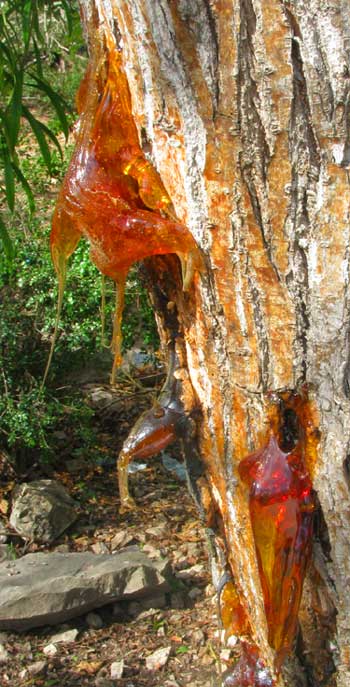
[0,547,171,631]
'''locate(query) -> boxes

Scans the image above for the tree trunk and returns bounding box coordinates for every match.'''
[74,2,350,685]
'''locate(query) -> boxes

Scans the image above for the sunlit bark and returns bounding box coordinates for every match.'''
[74,2,350,685]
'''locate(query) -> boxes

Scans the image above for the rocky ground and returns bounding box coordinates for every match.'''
[0,380,224,687]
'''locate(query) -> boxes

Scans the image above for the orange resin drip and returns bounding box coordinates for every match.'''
[118,409,180,513]
[239,431,315,668]
[45,46,201,382]
[220,579,250,640]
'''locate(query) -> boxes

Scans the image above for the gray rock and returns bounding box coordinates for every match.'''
[54,544,70,553]
[110,530,137,550]
[0,643,9,662]
[43,643,58,656]
[0,547,171,630]
[175,563,206,581]
[142,543,162,559]
[88,388,114,410]
[91,542,109,555]
[140,594,167,610]
[110,659,124,679]
[145,645,171,671]
[86,611,103,629]
[0,526,8,545]
[127,601,142,617]
[111,602,123,617]
[28,660,47,676]
[0,545,13,563]
[188,587,202,601]
[170,592,186,609]
[9,480,78,543]
[50,628,79,644]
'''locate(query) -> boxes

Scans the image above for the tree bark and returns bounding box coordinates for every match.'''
[77,2,350,685]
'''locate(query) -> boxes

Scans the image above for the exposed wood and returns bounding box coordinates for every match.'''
[77,2,350,685]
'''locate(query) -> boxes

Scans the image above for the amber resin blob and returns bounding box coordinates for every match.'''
[117,343,186,513]
[239,394,316,670]
[44,45,201,384]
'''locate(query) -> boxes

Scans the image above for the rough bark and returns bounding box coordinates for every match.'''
[78,2,350,685]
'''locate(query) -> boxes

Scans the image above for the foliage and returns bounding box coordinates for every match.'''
[0,1,159,472]
[0,0,82,257]
[0,210,158,469]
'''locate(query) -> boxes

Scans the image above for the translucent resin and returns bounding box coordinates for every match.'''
[239,433,314,667]
[44,46,201,383]
[118,347,186,512]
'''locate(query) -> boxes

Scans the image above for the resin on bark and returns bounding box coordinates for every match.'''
[219,578,250,641]
[222,642,274,687]
[238,396,315,669]
[44,45,201,384]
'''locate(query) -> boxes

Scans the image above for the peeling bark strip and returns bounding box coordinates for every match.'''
[72,2,350,685]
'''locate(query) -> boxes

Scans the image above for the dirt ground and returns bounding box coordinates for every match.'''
[0,381,224,687]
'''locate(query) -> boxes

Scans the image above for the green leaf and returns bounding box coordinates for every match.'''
[22,0,32,49]
[1,145,15,211]
[60,0,73,35]
[0,215,14,260]
[12,162,35,214]
[38,120,63,158]
[31,1,43,43]
[175,645,190,655]
[6,71,23,152]
[21,105,52,173]
[30,76,70,139]
[0,39,15,69]
[32,37,43,78]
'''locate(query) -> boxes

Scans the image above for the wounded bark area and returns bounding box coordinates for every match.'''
[78,2,350,685]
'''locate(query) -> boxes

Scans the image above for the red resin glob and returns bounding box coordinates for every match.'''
[44,46,201,384]
[118,346,186,513]
[222,642,274,687]
[239,432,314,668]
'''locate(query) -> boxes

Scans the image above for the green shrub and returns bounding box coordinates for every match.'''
[0,2,159,472]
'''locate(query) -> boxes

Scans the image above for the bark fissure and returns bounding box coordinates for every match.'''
[177,0,220,113]
[246,269,269,391]
[286,28,320,385]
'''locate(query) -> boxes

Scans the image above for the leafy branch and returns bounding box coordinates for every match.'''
[0,0,80,257]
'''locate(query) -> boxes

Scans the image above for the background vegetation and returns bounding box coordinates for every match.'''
[0,0,158,473]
